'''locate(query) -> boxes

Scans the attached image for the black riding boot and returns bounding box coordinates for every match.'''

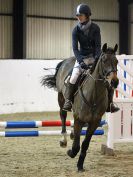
[63,83,75,112]
[106,87,120,113]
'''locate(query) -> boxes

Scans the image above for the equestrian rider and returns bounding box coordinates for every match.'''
[63,4,119,113]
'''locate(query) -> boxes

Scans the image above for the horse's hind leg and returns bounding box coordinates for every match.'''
[67,119,84,158]
[58,92,67,147]
[77,121,100,172]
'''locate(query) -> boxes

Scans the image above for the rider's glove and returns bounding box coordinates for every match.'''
[80,61,88,70]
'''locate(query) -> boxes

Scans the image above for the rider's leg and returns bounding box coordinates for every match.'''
[106,86,120,113]
[63,61,82,112]
[63,57,93,112]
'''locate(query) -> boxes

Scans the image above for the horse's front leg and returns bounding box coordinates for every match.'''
[67,119,84,158]
[77,122,100,172]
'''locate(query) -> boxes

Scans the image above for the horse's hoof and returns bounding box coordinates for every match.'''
[78,167,85,172]
[67,149,76,158]
[78,168,85,173]
[60,140,67,148]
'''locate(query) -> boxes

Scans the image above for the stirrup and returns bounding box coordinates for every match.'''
[62,106,72,112]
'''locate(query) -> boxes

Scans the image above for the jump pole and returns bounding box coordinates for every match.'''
[0,120,106,128]
[0,129,104,137]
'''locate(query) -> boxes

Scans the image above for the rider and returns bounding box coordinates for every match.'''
[63,4,119,113]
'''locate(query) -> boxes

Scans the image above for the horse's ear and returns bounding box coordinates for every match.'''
[114,44,118,53]
[102,43,107,53]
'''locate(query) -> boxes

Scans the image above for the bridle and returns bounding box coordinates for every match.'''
[99,52,117,81]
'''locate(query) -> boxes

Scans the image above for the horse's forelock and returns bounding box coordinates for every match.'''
[106,47,115,54]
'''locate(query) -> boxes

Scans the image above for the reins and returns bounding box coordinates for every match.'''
[76,53,111,110]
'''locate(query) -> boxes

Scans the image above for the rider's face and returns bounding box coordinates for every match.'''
[76,14,89,23]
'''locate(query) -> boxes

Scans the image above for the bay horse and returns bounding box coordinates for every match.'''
[41,43,118,171]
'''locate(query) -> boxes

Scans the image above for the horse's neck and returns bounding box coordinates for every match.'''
[82,59,107,99]
[92,59,102,79]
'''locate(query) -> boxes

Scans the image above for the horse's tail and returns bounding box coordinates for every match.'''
[41,60,64,89]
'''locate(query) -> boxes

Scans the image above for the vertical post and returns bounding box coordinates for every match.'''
[13,0,26,59]
[118,0,129,54]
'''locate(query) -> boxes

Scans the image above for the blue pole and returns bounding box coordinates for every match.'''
[5,131,39,137]
[3,129,104,137]
[81,129,104,136]
[6,121,36,128]
[99,120,106,127]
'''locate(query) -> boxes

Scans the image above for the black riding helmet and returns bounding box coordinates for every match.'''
[76,4,91,17]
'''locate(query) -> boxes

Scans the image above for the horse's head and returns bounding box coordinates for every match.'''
[98,43,118,83]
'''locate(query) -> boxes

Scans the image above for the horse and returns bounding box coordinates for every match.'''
[41,43,119,171]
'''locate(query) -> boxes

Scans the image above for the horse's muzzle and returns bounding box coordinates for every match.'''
[106,71,118,83]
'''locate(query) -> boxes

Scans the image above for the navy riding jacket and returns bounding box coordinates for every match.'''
[72,22,101,63]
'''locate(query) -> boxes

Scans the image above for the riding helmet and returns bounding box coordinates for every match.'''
[76,4,91,16]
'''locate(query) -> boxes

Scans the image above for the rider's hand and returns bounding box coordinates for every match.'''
[80,61,88,70]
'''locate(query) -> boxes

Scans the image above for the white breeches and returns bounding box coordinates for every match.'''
[69,58,94,84]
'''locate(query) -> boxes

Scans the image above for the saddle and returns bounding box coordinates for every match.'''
[64,69,90,91]
[64,58,94,89]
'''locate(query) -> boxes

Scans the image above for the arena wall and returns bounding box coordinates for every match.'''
[0,60,61,114]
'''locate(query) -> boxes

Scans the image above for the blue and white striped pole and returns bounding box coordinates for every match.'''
[0,129,104,137]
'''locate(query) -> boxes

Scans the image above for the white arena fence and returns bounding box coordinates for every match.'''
[106,99,133,150]
[106,55,133,151]
[115,55,133,98]
[0,60,61,114]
